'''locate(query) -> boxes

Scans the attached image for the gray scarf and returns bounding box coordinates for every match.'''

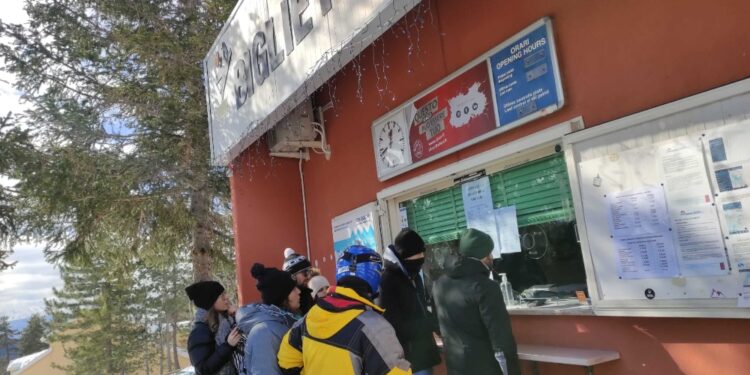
[194,308,238,375]
[194,308,235,346]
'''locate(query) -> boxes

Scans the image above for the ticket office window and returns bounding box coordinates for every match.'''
[398,153,587,307]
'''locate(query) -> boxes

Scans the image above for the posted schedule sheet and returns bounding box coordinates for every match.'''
[659,137,729,276]
[607,187,679,279]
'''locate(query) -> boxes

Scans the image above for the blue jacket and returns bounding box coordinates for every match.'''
[237,303,297,375]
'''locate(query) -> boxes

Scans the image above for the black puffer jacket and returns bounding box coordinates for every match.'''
[187,321,234,375]
[434,258,519,375]
[379,246,441,372]
[298,283,315,315]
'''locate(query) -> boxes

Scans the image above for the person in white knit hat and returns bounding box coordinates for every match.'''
[283,247,296,258]
[307,275,330,302]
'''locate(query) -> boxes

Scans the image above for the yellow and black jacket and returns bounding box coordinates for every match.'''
[277,286,412,375]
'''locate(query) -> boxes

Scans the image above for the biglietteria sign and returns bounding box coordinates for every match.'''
[205,0,420,166]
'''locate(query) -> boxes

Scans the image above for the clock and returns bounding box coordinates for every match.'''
[372,109,413,180]
[377,120,407,168]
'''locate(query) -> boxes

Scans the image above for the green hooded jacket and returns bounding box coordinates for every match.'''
[434,257,520,375]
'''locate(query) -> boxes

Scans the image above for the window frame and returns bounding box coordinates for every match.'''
[376,118,588,315]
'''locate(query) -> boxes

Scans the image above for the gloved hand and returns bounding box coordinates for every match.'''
[494,351,508,375]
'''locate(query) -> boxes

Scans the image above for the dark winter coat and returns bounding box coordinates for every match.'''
[187,321,235,375]
[379,247,441,372]
[434,258,520,375]
[298,283,315,315]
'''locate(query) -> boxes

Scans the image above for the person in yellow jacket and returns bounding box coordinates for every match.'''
[277,245,412,375]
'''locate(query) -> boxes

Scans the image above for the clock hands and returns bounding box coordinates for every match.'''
[379,121,407,168]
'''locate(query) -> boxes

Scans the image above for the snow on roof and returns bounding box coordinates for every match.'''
[6,348,51,374]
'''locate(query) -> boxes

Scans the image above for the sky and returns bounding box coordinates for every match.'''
[0,0,63,321]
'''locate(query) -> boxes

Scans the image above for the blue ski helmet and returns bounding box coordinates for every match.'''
[336,245,383,296]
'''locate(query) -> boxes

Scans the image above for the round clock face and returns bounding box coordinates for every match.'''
[377,120,406,168]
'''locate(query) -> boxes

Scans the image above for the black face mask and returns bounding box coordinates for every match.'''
[402,258,425,276]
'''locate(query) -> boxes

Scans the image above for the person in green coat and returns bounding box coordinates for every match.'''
[433,228,520,375]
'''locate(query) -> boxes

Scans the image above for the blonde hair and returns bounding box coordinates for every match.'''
[206,308,220,333]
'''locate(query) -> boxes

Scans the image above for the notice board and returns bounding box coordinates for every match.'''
[564,80,750,317]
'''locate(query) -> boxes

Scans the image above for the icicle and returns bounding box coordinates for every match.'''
[352,55,364,104]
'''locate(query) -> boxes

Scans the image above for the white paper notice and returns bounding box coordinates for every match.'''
[671,207,730,276]
[728,237,750,272]
[717,195,750,272]
[494,206,522,254]
[608,187,671,238]
[659,137,714,206]
[738,272,750,308]
[399,206,409,229]
[462,176,502,258]
[720,196,750,236]
[658,138,729,276]
[607,187,680,279]
[705,124,750,196]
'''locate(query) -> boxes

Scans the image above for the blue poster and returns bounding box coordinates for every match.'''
[332,203,379,260]
[489,19,563,127]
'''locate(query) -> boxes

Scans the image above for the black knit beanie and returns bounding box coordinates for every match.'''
[393,228,426,260]
[251,263,297,307]
[185,281,225,310]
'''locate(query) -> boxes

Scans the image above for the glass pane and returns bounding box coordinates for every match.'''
[423,239,459,288]
[421,220,586,308]
[493,220,587,303]
[401,153,587,308]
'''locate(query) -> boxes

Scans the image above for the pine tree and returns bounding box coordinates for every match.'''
[0,315,18,372]
[18,314,48,356]
[45,228,203,374]
[0,0,236,280]
[46,257,147,374]
[0,112,30,272]
[1,2,242,369]
[135,253,195,374]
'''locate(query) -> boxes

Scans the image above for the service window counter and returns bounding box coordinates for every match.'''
[377,121,592,315]
[397,153,590,314]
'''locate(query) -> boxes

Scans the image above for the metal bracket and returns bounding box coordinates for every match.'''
[270,150,310,160]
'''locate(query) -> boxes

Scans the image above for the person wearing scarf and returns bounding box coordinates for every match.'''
[380,229,442,375]
[186,281,243,375]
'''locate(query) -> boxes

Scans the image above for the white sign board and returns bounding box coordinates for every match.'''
[205,0,421,165]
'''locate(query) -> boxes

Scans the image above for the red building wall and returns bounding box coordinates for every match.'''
[230,143,307,303]
[230,0,750,373]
